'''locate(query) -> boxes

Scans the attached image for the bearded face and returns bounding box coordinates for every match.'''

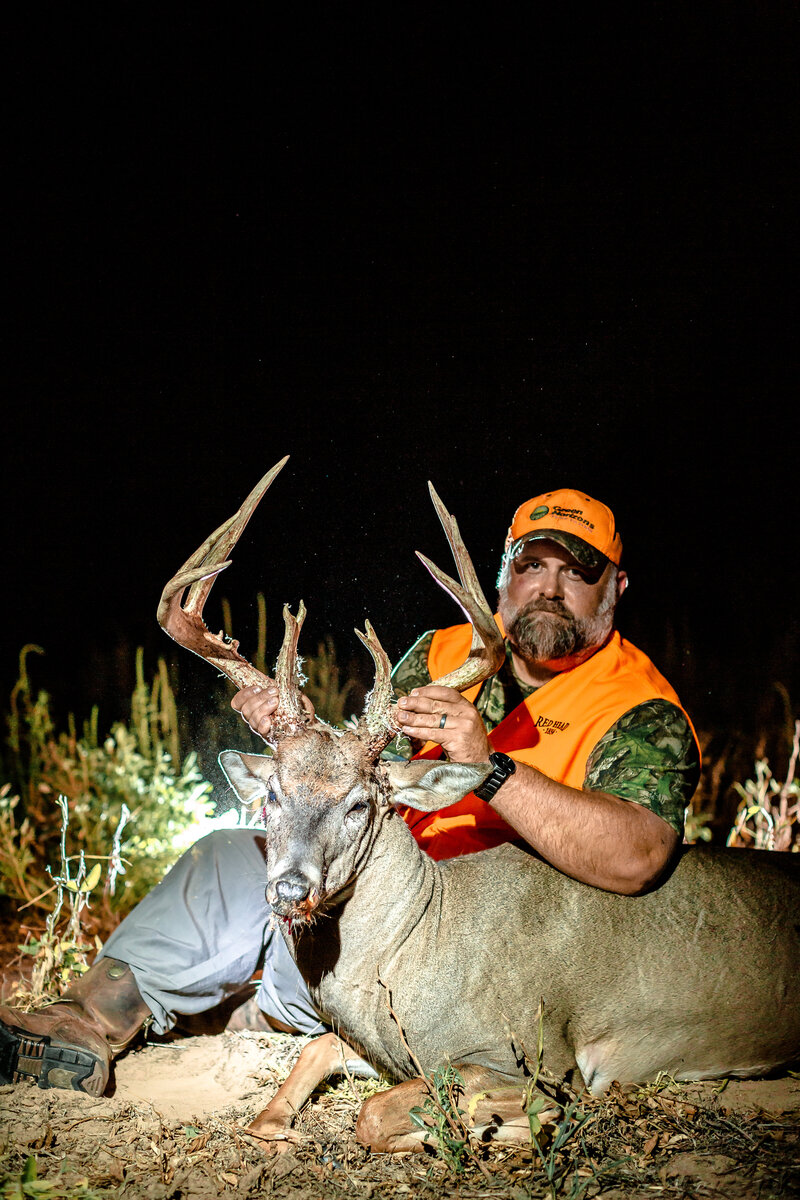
[498,562,619,666]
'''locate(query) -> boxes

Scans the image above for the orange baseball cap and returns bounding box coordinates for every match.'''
[505,488,623,569]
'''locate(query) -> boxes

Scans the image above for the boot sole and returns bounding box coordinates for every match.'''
[0,1019,106,1094]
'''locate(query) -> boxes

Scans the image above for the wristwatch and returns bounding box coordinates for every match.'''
[474,751,516,802]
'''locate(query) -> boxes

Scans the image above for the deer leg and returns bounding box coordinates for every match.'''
[467,1082,561,1144]
[246,1032,375,1153]
[355,1077,436,1153]
[355,1064,562,1154]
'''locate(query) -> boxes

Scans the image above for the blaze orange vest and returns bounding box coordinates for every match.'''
[403,623,698,861]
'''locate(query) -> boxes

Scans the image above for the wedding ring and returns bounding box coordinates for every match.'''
[439,713,447,729]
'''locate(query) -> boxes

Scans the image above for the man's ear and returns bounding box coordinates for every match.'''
[383,759,493,812]
[219,750,274,804]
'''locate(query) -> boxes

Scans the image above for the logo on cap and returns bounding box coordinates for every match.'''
[530,505,549,521]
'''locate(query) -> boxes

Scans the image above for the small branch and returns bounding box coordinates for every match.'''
[377,974,492,1181]
[782,720,800,799]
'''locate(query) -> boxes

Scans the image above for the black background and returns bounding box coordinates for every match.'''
[4,6,798,742]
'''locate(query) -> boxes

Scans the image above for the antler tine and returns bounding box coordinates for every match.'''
[417,483,505,693]
[157,456,290,693]
[272,602,313,734]
[182,457,290,618]
[354,620,401,756]
[426,482,486,602]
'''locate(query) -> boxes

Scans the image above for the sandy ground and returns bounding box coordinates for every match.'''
[1,1028,799,1199]
[114,1031,800,1124]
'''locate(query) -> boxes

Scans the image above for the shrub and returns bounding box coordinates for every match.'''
[1,645,215,929]
[727,718,800,851]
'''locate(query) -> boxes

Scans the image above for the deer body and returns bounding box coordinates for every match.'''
[159,460,800,1152]
[225,736,800,1098]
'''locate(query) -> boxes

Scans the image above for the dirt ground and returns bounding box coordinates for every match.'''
[1,1022,799,1199]
[1,903,799,1199]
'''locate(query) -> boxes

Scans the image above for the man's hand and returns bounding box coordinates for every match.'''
[396,686,491,763]
[232,685,315,740]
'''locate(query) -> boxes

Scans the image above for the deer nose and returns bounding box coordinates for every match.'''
[273,875,312,903]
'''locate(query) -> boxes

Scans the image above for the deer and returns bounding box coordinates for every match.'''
[157,457,800,1154]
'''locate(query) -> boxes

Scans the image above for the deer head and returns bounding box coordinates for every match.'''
[158,457,504,920]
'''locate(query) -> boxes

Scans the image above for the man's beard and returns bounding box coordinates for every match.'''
[499,593,616,666]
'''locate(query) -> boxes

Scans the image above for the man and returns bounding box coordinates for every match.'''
[0,488,700,1095]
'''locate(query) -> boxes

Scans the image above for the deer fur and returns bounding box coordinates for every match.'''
[221,738,800,1107]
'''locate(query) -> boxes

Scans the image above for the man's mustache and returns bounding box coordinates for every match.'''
[517,598,574,621]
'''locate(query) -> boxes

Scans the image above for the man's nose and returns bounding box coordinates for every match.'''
[532,566,562,598]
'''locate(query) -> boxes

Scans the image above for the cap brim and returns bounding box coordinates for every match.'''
[511,530,608,570]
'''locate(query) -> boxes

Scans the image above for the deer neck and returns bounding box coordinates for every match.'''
[283,805,441,963]
[355,806,441,933]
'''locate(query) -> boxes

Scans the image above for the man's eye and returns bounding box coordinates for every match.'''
[347,800,369,817]
[264,789,279,806]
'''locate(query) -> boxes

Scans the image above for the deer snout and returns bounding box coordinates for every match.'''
[274,875,311,903]
[267,872,321,919]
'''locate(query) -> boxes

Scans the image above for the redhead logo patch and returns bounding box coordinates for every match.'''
[534,715,570,736]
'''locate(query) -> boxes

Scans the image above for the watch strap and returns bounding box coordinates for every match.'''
[474,751,516,802]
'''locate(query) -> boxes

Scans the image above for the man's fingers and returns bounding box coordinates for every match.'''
[231,685,280,738]
[397,701,458,733]
[397,690,461,726]
[231,684,274,712]
[231,686,315,739]
[406,685,462,701]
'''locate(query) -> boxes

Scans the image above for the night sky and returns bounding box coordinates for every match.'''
[4,8,798,742]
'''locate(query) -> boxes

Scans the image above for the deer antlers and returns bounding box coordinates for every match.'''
[158,460,505,753]
[156,456,310,736]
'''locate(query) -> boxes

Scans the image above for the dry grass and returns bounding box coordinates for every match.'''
[1,1031,799,1200]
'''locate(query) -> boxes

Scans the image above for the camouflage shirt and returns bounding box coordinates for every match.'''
[390,631,699,836]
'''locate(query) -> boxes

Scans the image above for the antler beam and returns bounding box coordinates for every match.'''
[354,483,506,758]
[157,456,311,736]
[417,483,506,691]
[157,457,288,689]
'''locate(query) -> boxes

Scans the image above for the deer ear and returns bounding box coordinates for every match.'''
[383,759,493,812]
[219,750,275,804]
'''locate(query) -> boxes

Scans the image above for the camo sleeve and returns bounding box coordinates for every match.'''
[583,699,700,836]
[390,630,435,696]
[381,632,436,760]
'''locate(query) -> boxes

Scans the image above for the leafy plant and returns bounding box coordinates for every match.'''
[409,1063,473,1174]
[12,792,135,1006]
[531,1098,595,1199]
[1,644,215,925]
[1,1155,107,1199]
[0,786,37,904]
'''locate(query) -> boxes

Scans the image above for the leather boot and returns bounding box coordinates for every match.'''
[0,958,151,1095]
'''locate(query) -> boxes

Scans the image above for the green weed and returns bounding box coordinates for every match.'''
[1,645,214,925]
[409,1063,473,1174]
[1,1155,109,1199]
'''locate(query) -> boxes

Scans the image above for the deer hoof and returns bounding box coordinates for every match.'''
[243,1118,299,1156]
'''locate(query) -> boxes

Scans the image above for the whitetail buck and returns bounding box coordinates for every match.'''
[158,458,800,1153]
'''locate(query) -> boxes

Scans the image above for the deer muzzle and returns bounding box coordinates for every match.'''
[267,874,322,921]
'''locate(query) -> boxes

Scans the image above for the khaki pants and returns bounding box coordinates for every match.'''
[100,830,325,1036]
